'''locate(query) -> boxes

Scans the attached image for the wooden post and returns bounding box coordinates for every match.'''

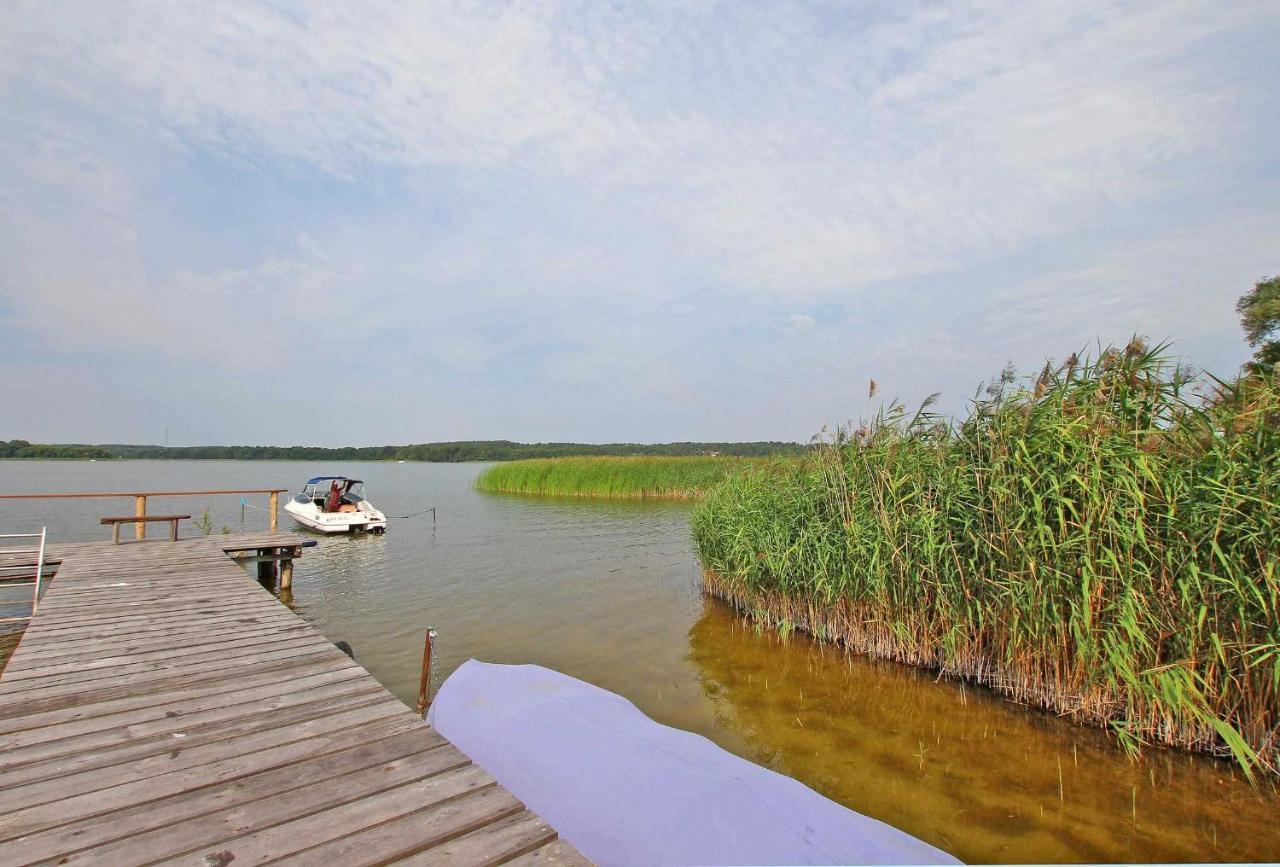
[269,491,279,531]
[257,547,278,586]
[415,627,437,718]
[134,495,147,541]
[280,549,294,591]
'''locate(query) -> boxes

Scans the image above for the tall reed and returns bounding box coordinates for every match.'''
[476,455,760,499]
[692,342,1279,775]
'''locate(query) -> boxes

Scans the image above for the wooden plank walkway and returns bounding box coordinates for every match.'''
[0,533,589,866]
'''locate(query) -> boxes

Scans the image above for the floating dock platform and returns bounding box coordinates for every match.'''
[0,532,587,865]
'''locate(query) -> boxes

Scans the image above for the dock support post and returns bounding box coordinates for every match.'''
[415,627,437,718]
[269,492,279,531]
[280,548,295,591]
[135,495,147,541]
[257,547,278,586]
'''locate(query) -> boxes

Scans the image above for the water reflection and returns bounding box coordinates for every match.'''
[686,598,1280,863]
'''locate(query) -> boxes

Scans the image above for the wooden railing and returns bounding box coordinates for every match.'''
[0,489,288,540]
[0,528,47,622]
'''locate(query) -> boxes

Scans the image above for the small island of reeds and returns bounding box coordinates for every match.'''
[692,341,1280,776]
[475,455,759,499]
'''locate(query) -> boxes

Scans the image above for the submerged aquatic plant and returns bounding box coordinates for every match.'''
[692,343,1280,775]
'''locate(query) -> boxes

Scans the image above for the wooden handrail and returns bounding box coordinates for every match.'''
[0,489,287,538]
[0,489,286,498]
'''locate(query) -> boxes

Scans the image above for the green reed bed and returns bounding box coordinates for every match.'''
[692,343,1280,775]
[475,455,759,499]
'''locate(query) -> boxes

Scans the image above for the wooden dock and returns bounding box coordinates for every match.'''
[0,533,588,866]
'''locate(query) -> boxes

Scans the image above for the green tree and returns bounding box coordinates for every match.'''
[1237,275,1280,371]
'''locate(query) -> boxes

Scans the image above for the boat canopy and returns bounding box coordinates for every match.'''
[304,476,364,485]
[429,660,958,866]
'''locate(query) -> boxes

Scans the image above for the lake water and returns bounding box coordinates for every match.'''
[1,460,1277,863]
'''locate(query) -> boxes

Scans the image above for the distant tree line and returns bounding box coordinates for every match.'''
[1,439,806,462]
[0,439,112,459]
[395,441,805,461]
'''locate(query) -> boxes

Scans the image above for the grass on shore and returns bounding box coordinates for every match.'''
[475,455,762,499]
[692,341,1280,776]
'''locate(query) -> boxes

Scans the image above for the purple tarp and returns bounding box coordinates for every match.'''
[428,660,960,866]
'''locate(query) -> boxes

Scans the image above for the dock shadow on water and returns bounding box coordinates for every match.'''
[685,599,1280,864]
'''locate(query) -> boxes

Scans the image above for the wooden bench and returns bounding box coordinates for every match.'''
[100,514,191,544]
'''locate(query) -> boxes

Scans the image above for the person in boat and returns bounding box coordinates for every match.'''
[337,480,359,513]
[325,480,342,513]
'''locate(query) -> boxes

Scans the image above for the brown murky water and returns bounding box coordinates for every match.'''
[685,607,1278,862]
[2,460,1277,863]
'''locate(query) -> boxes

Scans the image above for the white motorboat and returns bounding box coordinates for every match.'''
[284,476,388,534]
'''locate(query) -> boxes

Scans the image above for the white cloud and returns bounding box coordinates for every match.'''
[0,1,1276,441]
[5,1,1274,296]
[784,314,815,334]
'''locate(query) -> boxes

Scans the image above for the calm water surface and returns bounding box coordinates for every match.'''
[1,460,1277,863]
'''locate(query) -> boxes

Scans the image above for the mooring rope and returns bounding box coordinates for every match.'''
[387,506,437,520]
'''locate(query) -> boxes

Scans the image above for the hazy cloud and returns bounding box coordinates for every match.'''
[785,314,816,335]
[0,1,1276,444]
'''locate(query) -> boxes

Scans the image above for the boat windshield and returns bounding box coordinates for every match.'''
[300,478,366,501]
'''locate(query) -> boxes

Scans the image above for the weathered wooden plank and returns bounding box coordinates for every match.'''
[4,616,313,662]
[0,689,396,798]
[53,741,471,866]
[0,674,376,766]
[16,602,288,636]
[0,654,353,736]
[21,582,258,607]
[0,646,342,713]
[10,610,303,653]
[393,809,560,866]
[1,626,332,678]
[0,704,415,842]
[31,583,269,608]
[2,728,446,864]
[164,766,507,867]
[18,596,291,628]
[264,786,529,867]
[0,634,333,695]
[17,597,270,626]
[40,571,238,586]
[30,593,267,615]
[1,621,315,672]
[504,840,595,866]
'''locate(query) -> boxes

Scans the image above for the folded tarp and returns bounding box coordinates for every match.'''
[428,660,960,866]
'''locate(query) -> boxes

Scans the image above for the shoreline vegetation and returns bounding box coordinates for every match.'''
[692,343,1279,776]
[0,439,805,463]
[475,455,764,499]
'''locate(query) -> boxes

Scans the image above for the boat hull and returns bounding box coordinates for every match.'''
[284,502,387,534]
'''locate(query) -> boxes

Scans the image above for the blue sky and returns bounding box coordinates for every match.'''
[1,1,1277,446]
